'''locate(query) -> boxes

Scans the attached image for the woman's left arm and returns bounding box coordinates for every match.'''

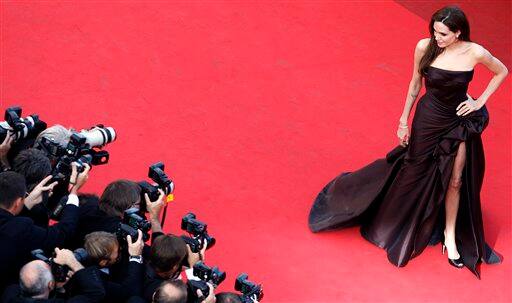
[474,44,509,106]
[458,44,508,116]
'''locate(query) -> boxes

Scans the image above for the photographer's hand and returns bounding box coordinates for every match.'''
[127,230,144,257]
[55,276,71,290]
[186,239,207,268]
[0,131,14,170]
[145,189,165,233]
[24,175,58,209]
[145,189,165,218]
[53,248,84,272]
[197,283,216,303]
[69,162,90,195]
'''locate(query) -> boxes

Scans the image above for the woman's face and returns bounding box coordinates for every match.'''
[433,21,460,48]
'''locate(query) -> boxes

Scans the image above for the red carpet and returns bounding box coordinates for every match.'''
[1,1,510,302]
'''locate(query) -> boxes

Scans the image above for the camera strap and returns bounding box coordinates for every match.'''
[160,203,169,228]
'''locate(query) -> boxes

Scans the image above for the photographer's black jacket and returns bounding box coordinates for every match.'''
[69,196,151,287]
[142,232,168,302]
[0,266,105,303]
[143,263,168,303]
[66,197,120,250]
[95,261,144,303]
[0,204,79,293]
[18,204,50,229]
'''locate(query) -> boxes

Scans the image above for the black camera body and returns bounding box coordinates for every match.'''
[148,162,174,193]
[187,280,210,303]
[138,180,160,203]
[38,133,110,169]
[235,274,264,303]
[38,128,113,219]
[124,208,151,232]
[34,125,114,221]
[180,213,216,253]
[138,162,175,212]
[0,106,46,143]
[31,248,88,283]
[48,153,96,219]
[116,223,141,243]
[193,261,226,286]
[187,262,226,303]
[116,208,151,242]
[42,132,109,188]
[66,133,85,158]
[37,137,65,165]
[52,154,92,182]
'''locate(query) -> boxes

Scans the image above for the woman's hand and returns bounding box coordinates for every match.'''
[456,94,483,116]
[396,124,410,147]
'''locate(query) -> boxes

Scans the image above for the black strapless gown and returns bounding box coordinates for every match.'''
[308,66,501,278]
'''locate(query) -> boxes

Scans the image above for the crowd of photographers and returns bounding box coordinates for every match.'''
[0,107,263,303]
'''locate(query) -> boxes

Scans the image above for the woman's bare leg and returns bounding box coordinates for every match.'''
[444,142,466,259]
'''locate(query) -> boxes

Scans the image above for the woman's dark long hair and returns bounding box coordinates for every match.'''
[419,6,471,75]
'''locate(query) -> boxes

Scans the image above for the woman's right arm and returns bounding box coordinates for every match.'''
[397,38,428,146]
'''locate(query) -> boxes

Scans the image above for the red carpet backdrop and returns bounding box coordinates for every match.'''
[1,1,510,302]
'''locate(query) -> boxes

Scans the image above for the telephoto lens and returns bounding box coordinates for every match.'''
[79,125,116,147]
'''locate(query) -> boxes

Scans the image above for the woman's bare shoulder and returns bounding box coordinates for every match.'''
[467,42,488,59]
[416,38,431,52]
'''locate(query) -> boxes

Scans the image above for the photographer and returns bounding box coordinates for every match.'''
[67,180,141,249]
[152,281,216,303]
[143,190,207,302]
[1,134,54,228]
[143,233,207,302]
[70,185,162,293]
[142,190,180,301]
[215,293,260,303]
[143,233,187,301]
[12,148,54,227]
[34,125,72,149]
[215,293,241,303]
[12,149,52,189]
[152,280,188,303]
[1,248,105,302]
[0,131,14,171]
[83,231,145,302]
[0,164,89,292]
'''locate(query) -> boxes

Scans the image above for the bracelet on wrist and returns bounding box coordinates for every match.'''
[398,124,408,129]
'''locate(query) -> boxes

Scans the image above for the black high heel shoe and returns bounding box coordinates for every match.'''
[442,243,464,268]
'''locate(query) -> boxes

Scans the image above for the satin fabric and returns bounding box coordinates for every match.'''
[308,66,501,278]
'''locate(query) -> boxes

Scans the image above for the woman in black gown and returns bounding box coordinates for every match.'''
[308,6,508,278]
